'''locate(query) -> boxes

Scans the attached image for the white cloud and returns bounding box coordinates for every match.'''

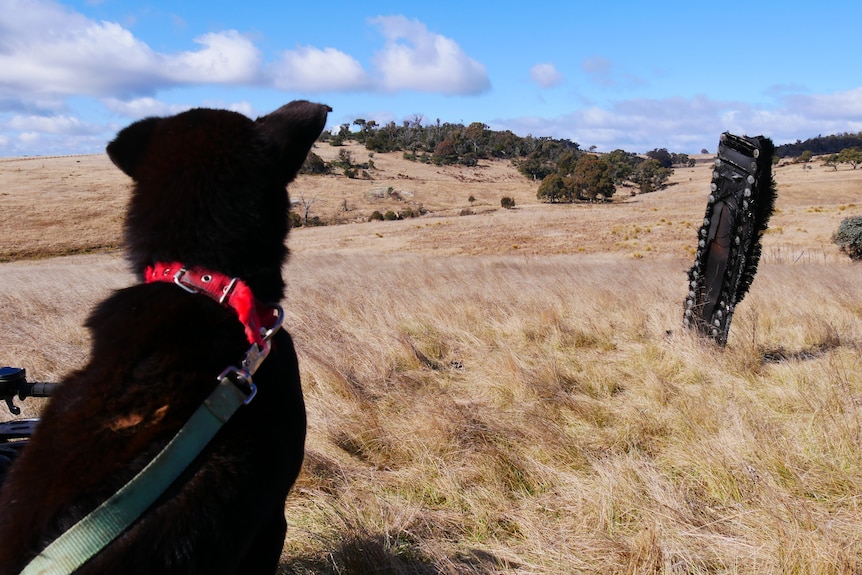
[270,46,369,92]
[8,114,96,135]
[494,93,856,153]
[102,97,258,122]
[225,101,255,118]
[163,31,262,84]
[0,107,117,155]
[0,10,156,97]
[10,3,859,157]
[18,132,42,144]
[102,97,191,119]
[782,86,862,120]
[0,3,491,106]
[0,2,259,101]
[529,63,562,89]
[0,5,491,155]
[369,16,490,95]
[0,119,117,156]
[544,87,862,153]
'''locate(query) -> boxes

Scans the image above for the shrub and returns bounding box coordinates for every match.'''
[432,139,457,165]
[383,210,399,221]
[501,197,516,209]
[536,173,567,203]
[369,211,384,221]
[299,152,330,175]
[458,153,478,167]
[794,150,813,163]
[832,216,862,261]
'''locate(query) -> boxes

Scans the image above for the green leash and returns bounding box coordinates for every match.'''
[20,372,252,575]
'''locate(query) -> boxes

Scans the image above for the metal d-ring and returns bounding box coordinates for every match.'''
[217,365,258,405]
[262,304,285,342]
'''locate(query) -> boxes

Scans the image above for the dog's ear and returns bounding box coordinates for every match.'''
[255,101,330,184]
[106,117,161,180]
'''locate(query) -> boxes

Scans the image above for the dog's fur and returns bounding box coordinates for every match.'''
[0,101,329,574]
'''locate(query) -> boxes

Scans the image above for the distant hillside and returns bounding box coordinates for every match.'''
[775,132,862,158]
[313,121,683,203]
[319,117,580,175]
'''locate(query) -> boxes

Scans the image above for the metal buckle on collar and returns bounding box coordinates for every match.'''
[173,268,198,294]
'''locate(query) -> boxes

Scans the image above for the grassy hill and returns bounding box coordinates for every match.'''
[1,148,861,573]
[3,143,859,261]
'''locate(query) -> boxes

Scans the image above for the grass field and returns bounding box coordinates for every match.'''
[1,147,861,573]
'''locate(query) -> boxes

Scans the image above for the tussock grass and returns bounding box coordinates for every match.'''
[0,156,127,261]
[273,252,862,574]
[2,251,860,573]
[0,255,131,417]
[2,152,862,573]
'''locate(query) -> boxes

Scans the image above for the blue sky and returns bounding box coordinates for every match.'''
[1,0,861,156]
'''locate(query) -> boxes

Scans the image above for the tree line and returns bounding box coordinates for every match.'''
[323,116,571,167]
[311,118,679,202]
[775,132,862,159]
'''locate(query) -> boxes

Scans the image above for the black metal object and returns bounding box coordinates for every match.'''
[0,419,38,484]
[1,366,53,487]
[1,366,57,415]
[683,133,777,345]
[0,367,27,416]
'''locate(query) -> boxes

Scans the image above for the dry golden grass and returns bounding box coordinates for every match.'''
[0,155,128,261]
[2,145,860,261]
[1,149,861,573]
[296,142,538,224]
[276,253,862,574]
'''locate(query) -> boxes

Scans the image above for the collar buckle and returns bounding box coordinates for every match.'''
[172,268,198,294]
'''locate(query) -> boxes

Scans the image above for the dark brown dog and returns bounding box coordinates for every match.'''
[0,101,329,574]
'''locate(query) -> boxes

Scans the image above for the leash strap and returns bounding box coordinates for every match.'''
[20,374,250,575]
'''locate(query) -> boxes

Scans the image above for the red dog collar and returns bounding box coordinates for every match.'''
[144,262,277,346]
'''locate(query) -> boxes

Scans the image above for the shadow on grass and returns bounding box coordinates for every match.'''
[280,535,520,575]
[761,340,842,364]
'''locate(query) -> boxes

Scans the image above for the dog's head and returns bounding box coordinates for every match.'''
[107,101,330,302]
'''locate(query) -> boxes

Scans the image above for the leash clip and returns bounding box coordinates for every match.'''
[226,304,283,405]
[217,366,257,405]
[241,341,270,382]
